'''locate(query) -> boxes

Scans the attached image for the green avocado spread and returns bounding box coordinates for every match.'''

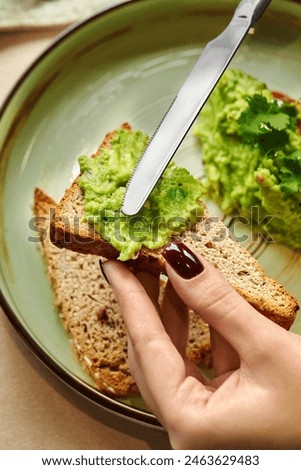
[78,128,205,260]
[195,69,301,248]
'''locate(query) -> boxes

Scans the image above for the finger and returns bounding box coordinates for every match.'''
[210,327,240,376]
[125,278,207,418]
[135,271,160,309]
[126,335,160,415]
[101,260,201,407]
[160,281,209,385]
[163,242,279,359]
[161,280,189,357]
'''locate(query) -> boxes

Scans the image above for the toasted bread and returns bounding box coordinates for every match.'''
[50,125,299,330]
[34,188,211,397]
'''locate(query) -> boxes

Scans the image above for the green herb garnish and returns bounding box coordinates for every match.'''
[238,94,297,152]
[280,150,301,195]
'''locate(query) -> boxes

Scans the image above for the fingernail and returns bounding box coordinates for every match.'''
[99,260,110,284]
[162,242,204,279]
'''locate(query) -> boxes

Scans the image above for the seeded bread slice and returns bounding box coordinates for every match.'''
[50,125,299,330]
[35,188,211,397]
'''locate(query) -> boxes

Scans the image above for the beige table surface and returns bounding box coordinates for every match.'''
[0,27,170,451]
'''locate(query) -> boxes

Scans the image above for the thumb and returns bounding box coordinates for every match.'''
[162,242,278,358]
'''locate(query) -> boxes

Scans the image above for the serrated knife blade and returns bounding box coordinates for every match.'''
[122,0,271,216]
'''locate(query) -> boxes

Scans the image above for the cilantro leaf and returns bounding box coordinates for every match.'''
[258,127,289,153]
[266,113,291,130]
[247,94,269,113]
[238,94,297,152]
[280,150,301,195]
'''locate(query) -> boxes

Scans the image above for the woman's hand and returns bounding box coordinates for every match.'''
[102,242,301,449]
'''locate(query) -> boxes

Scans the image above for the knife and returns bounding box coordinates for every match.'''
[122,0,272,216]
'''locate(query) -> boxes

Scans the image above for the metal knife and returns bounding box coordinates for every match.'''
[122,0,272,216]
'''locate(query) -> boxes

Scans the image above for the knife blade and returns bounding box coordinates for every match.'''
[122,0,271,216]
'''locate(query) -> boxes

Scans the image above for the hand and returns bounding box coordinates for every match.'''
[102,242,301,449]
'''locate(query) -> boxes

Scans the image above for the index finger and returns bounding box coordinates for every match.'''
[102,261,198,408]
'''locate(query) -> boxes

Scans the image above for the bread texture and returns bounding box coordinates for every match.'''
[35,188,211,397]
[50,124,299,330]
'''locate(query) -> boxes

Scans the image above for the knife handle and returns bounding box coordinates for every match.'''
[234,0,272,27]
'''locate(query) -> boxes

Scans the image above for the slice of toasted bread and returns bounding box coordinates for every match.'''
[50,125,299,330]
[34,188,211,397]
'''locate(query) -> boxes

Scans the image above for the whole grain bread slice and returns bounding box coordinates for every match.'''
[50,124,299,330]
[35,188,211,397]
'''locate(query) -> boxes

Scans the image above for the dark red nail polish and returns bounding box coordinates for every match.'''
[162,242,204,279]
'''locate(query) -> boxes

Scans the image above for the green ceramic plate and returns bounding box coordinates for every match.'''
[0,0,300,428]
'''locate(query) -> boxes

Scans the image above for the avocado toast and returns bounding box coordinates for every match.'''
[50,124,299,329]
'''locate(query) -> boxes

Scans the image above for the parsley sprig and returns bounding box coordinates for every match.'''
[238,94,301,195]
[237,94,297,153]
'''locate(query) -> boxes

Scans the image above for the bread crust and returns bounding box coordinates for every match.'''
[50,125,299,330]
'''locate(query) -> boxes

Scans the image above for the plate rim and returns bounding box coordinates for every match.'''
[0,0,300,429]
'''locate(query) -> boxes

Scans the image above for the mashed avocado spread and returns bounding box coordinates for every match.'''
[195,69,301,248]
[78,128,205,260]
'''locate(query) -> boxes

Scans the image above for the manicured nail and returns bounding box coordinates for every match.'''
[162,242,204,279]
[99,260,110,284]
